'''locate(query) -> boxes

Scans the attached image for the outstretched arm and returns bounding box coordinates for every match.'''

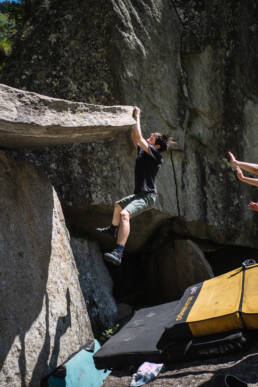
[229,152,258,175]
[236,166,258,187]
[132,107,150,154]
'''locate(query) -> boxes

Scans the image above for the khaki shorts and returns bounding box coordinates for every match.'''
[117,192,157,218]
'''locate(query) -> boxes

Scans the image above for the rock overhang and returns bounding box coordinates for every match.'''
[0,83,135,148]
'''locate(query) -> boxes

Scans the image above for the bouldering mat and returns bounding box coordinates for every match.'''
[94,301,179,370]
[158,263,258,350]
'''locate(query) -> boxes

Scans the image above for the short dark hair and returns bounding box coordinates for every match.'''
[155,133,175,152]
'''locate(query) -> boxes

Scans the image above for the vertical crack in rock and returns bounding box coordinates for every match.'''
[170,150,180,216]
[169,0,185,27]
[168,0,190,218]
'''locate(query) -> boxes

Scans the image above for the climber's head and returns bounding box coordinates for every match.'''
[147,133,176,152]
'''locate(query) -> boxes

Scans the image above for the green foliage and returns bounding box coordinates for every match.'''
[0,2,24,25]
[0,1,24,57]
[0,37,12,55]
[0,12,15,37]
[99,324,120,345]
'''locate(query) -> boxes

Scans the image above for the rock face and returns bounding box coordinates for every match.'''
[71,237,118,335]
[1,0,258,251]
[2,0,180,254]
[0,151,92,387]
[0,83,135,147]
[0,0,257,347]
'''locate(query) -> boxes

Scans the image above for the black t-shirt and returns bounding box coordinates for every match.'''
[134,145,164,194]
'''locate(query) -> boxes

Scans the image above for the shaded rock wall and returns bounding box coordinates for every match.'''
[71,237,118,335]
[0,151,92,387]
[144,238,214,303]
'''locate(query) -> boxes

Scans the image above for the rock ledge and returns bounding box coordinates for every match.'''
[0,83,135,147]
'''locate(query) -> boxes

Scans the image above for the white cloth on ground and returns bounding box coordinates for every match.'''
[130,362,164,387]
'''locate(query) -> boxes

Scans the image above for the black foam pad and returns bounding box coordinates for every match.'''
[94,301,179,369]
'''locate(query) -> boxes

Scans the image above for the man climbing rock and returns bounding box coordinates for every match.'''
[229,151,258,211]
[97,106,175,265]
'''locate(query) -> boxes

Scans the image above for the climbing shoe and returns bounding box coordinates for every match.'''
[104,250,122,266]
[96,225,118,239]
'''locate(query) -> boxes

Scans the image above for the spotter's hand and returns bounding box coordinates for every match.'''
[236,166,244,181]
[228,151,238,167]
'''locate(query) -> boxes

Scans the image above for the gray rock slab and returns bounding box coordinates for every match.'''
[0,83,135,147]
[0,151,93,387]
[71,237,117,335]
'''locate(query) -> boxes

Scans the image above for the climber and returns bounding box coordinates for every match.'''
[229,151,258,211]
[96,106,175,265]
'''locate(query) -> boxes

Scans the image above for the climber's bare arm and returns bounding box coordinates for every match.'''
[132,107,150,154]
[248,202,258,212]
[229,152,258,175]
[131,127,138,149]
[236,167,258,187]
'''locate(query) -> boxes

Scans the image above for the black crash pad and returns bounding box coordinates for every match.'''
[94,301,179,370]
